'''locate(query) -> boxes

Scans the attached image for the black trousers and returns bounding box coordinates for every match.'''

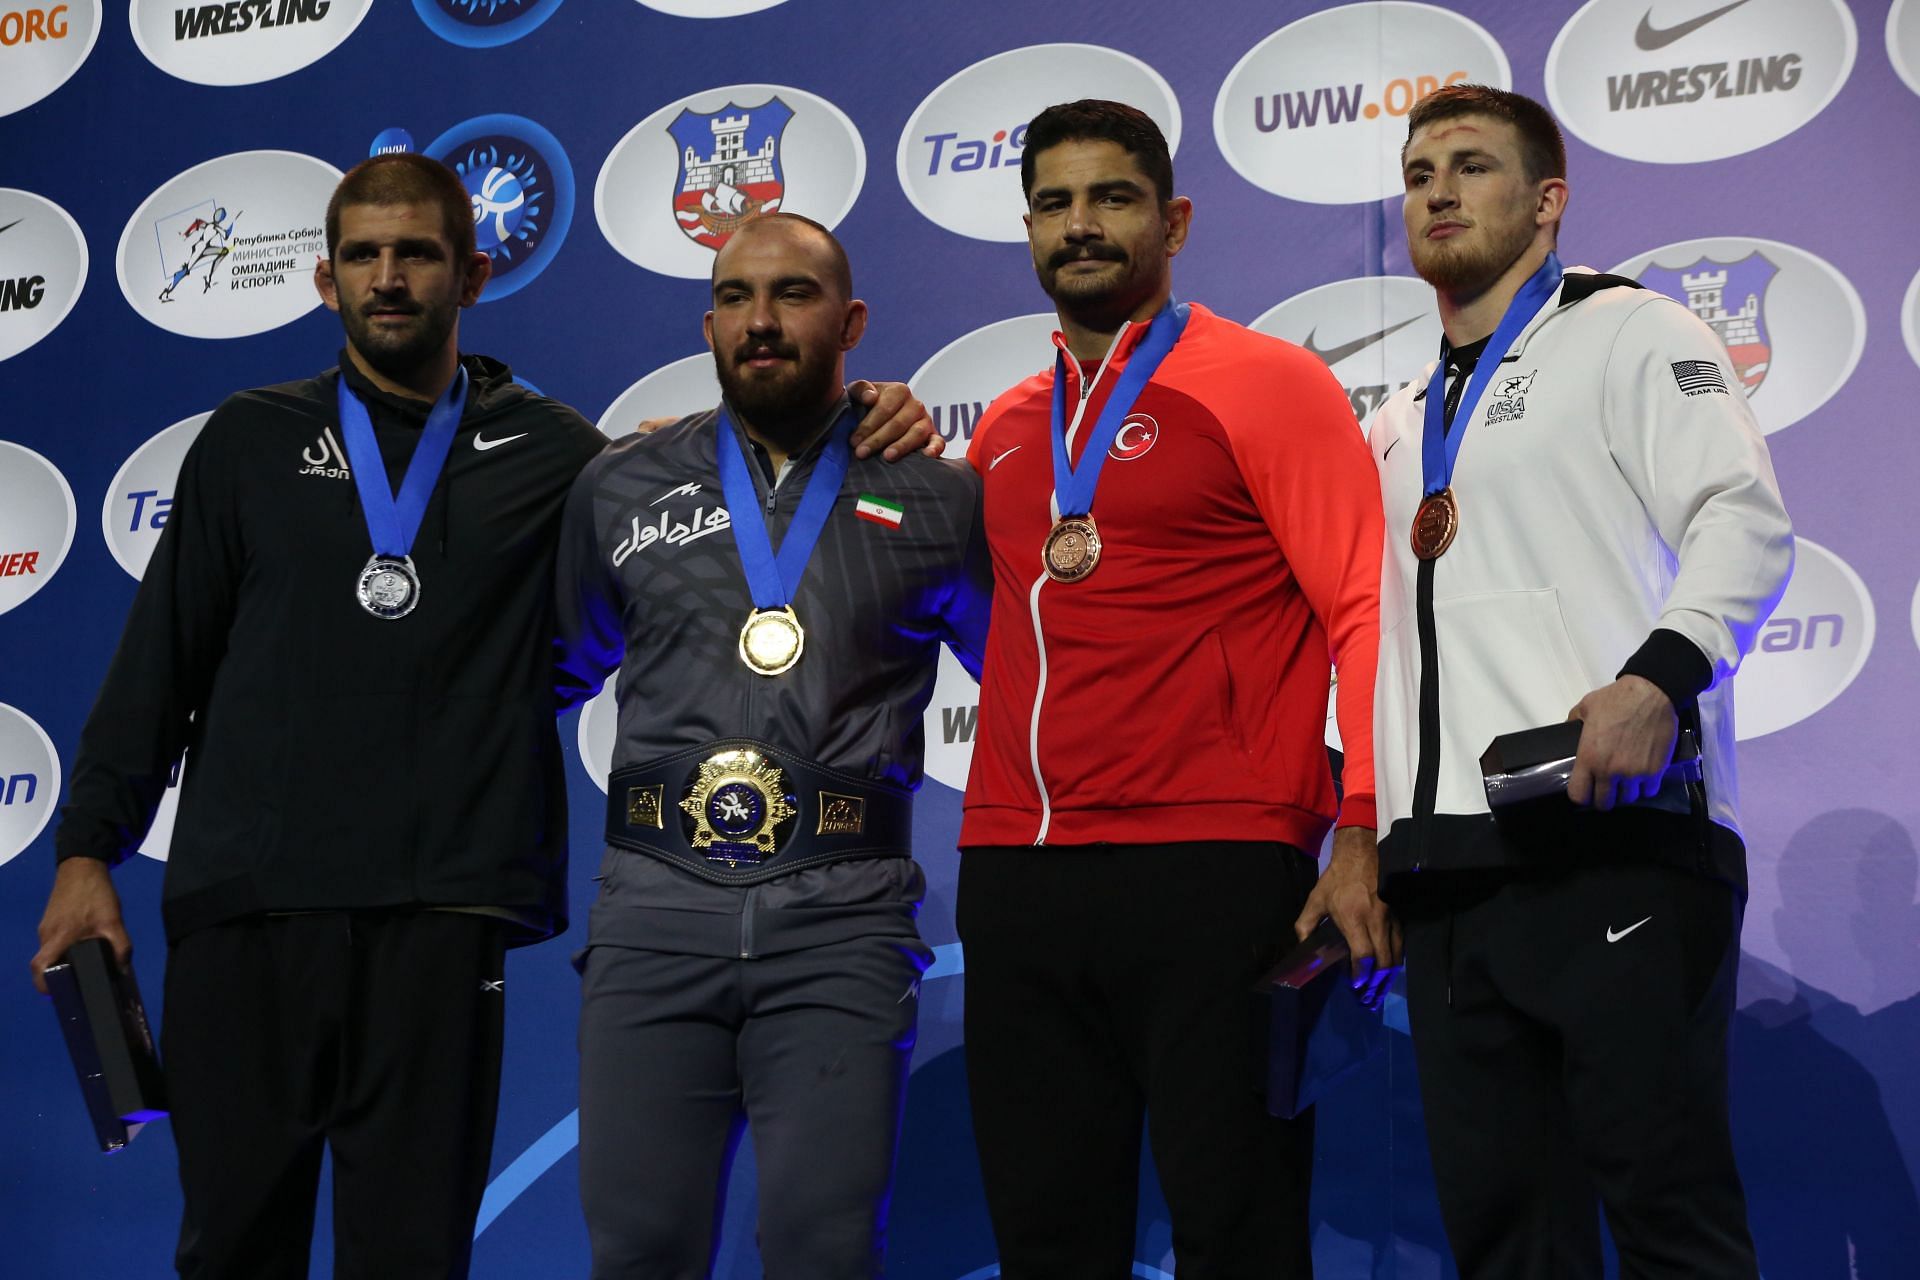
[576,935,929,1280]
[1401,860,1758,1279]
[958,842,1320,1280]
[162,910,507,1280]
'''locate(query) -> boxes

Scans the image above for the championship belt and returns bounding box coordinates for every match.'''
[605,739,913,886]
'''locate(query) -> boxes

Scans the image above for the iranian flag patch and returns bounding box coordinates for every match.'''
[855,493,904,529]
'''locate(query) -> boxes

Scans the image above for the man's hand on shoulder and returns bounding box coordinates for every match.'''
[849,380,944,461]
[1294,827,1400,1008]
[1567,675,1679,811]
[30,858,131,995]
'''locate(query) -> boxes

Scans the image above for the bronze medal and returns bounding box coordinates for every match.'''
[1411,489,1459,560]
[1043,517,1102,583]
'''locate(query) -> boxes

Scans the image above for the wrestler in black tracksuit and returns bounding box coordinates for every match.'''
[55,354,605,1278]
[554,398,991,1280]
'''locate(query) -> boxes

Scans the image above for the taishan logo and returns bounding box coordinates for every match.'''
[1214,4,1510,205]
[172,0,332,41]
[0,704,61,868]
[898,44,1179,242]
[1252,70,1471,132]
[1734,539,1874,740]
[104,413,211,580]
[1546,0,1856,163]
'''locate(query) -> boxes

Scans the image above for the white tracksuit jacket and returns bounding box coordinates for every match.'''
[1368,268,1794,891]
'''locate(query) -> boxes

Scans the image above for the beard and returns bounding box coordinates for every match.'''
[712,336,843,450]
[339,293,461,388]
[1408,207,1537,298]
[1036,242,1154,331]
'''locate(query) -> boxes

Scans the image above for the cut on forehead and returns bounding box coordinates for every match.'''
[711,214,852,298]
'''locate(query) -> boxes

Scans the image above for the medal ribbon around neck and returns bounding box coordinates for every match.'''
[1420,252,1562,497]
[715,403,855,612]
[1048,299,1189,519]
[336,364,469,562]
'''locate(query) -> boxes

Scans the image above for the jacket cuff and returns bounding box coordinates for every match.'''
[1618,628,1712,709]
[1335,795,1377,834]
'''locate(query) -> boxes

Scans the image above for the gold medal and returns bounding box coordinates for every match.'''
[739,606,804,676]
[1411,489,1459,560]
[1043,517,1102,583]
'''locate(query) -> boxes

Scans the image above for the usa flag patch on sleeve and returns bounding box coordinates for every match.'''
[1671,360,1730,396]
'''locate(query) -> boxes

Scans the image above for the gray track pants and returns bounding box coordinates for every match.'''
[578,935,929,1279]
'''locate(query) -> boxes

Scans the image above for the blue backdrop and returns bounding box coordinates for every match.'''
[3,1,1917,1276]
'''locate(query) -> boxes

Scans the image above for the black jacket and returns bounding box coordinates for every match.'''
[56,354,606,943]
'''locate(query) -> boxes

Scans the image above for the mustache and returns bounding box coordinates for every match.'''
[1048,243,1127,270]
[361,301,421,316]
[736,339,800,364]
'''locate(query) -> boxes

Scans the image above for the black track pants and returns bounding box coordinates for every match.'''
[958,841,1320,1280]
[163,910,507,1280]
[1402,861,1758,1279]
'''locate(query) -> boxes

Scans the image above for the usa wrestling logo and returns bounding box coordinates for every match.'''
[668,98,793,252]
[412,0,565,48]
[427,114,575,301]
[1637,252,1778,393]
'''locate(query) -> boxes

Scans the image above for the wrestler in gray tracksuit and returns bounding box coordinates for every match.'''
[554,395,989,1280]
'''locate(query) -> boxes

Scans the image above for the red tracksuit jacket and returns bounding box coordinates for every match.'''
[961,302,1381,853]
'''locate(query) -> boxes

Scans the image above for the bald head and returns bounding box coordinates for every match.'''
[712,213,852,301]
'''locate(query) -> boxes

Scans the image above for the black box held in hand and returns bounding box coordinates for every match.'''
[1480,721,1701,811]
[1250,917,1386,1119]
[44,937,167,1153]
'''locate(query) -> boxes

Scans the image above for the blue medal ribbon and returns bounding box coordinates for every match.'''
[336,364,469,558]
[715,404,854,610]
[1421,252,1562,497]
[1049,299,1189,518]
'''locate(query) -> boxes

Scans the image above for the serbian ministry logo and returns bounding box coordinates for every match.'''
[1639,253,1778,393]
[669,98,793,251]
[427,114,575,301]
[412,0,565,48]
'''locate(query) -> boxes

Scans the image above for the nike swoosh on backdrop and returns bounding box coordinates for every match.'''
[474,432,528,451]
[0,219,22,237]
[1302,314,1423,367]
[1634,0,1754,52]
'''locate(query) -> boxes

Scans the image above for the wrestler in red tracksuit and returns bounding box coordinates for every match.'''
[956,301,1382,1278]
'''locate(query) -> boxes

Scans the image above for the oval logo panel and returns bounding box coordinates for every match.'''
[1546,0,1856,164]
[578,684,616,793]
[131,0,372,86]
[1214,3,1510,206]
[1250,275,1441,431]
[103,412,211,579]
[899,44,1180,242]
[0,188,88,362]
[0,703,60,867]
[0,440,75,615]
[1735,538,1873,740]
[1611,237,1862,436]
[1894,0,1920,98]
[636,0,787,14]
[908,311,1060,791]
[117,150,340,340]
[412,0,564,47]
[596,354,722,440]
[597,84,865,281]
[427,114,575,302]
[1903,266,1920,374]
[0,0,100,117]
